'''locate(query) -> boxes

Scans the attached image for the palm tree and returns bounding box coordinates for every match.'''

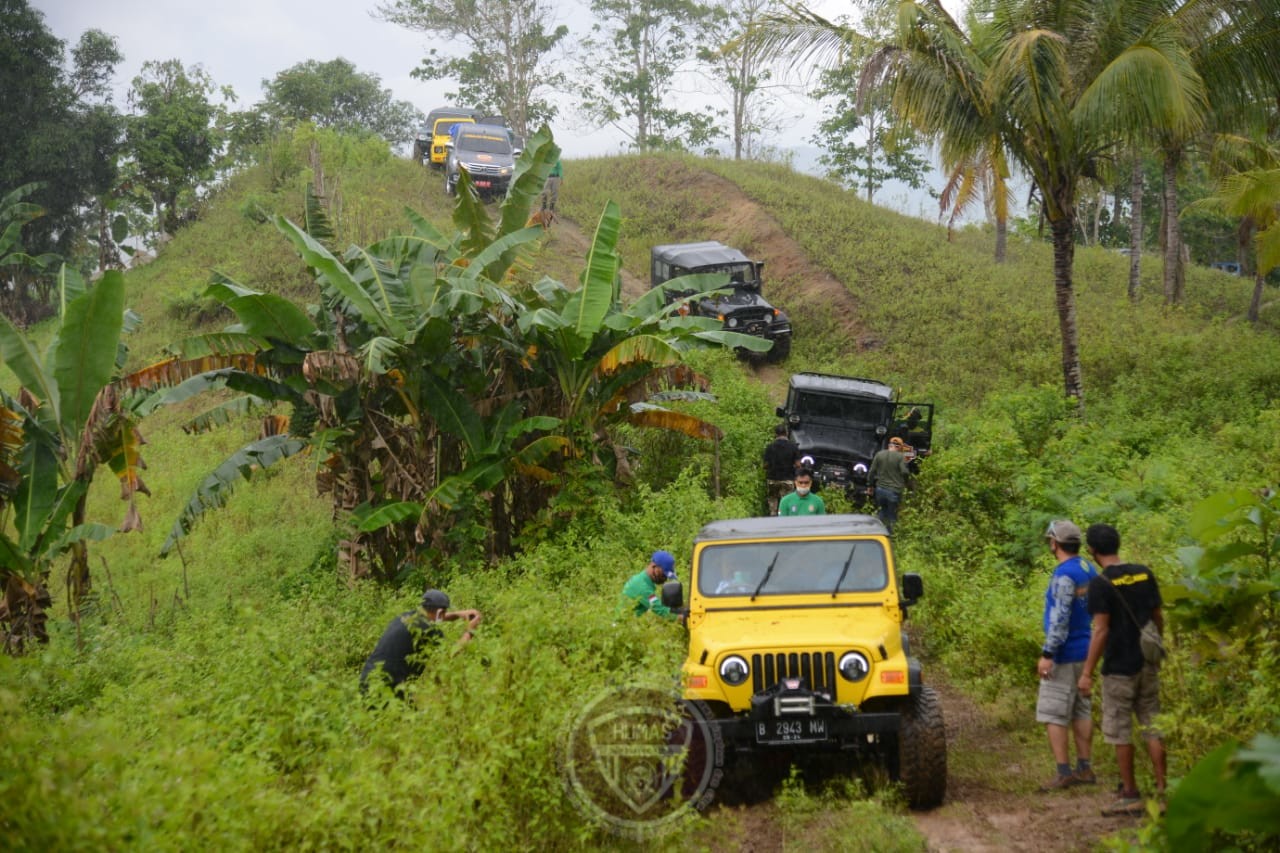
[761,0,1206,404]
[1156,0,1280,305]
[1189,167,1280,322]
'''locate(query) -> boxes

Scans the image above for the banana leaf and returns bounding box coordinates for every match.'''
[53,270,125,439]
[276,216,406,338]
[160,435,307,556]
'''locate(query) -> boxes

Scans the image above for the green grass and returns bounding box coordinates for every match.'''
[3,132,1278,849]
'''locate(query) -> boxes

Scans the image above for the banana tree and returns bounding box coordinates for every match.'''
[0,269,148,652]
[152,126,766,576]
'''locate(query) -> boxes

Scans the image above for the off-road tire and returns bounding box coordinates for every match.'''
[766,333,791,363]
[890,685,947,809]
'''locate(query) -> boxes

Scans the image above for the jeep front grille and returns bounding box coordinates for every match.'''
[752,651,837,696]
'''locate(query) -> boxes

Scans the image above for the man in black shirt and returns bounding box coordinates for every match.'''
[360,588,481,696]
[1078,524,1166,816]
[762,423,801,516]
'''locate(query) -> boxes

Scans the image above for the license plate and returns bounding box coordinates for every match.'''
[755,717,828,744]
[475,180,492,188]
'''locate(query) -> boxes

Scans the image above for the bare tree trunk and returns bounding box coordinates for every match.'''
[1162,148,1183,305]
[1112,183,1122,244]
[1129,155,1144,301]
[1050,215,1084,409]
[1249,270,1264,323]
[995,215,1007,264]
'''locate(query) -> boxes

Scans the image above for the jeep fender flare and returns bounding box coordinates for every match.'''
[908,658,922,697]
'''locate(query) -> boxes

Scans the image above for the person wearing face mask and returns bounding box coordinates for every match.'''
[778,469,825,516]
[867,436,912,534]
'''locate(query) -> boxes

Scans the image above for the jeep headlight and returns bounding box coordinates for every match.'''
[763,313,772,323]
[727,317,739,328]
[719,655,750,686]
[838,651,870,682]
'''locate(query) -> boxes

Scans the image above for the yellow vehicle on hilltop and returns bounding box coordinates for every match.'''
[414,107,483,168]
[664,514,947,808]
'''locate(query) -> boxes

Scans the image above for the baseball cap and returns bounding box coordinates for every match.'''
[420,589,451,612]
[651,550,676,579]
[1045,520,1082,545]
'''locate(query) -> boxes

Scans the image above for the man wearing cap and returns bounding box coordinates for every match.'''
[1036,520,1098,792]
[867,437,912,534]
[619,551,682,621]
[359,589,482,695]
[762,423,801,516]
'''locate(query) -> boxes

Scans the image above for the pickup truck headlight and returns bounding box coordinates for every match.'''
[839,651,870,682]
[719,655,750,686]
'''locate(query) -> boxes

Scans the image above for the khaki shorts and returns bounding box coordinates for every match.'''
[1101,667,1161,744]
[766,480,793,516]
[1035,660,1091,726]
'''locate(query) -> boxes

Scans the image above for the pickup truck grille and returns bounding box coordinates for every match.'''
[462,162,503,176]
[752,651,837,696]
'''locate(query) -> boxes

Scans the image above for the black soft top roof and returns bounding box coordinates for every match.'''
[694,513,888,544]
[789,372,893,401]
[651,241,752,269]
[426,107,483,123]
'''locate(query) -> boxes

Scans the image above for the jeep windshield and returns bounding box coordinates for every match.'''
[457,133,511,155]
[679,262,756,286]
[795,391,888,425]
[698,539,887,597]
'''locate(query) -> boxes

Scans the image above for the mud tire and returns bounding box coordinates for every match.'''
[890,685,947,809]
[766,333,791,363]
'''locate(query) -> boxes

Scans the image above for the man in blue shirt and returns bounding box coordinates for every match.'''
[1036,519,1098,791]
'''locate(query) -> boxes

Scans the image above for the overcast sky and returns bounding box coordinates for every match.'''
[31,0,838,157]
[31,0,971,219]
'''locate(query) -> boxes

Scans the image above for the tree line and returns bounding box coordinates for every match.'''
[756,0,1280,407]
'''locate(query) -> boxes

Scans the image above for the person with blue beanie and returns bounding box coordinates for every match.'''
[619,550,681,621]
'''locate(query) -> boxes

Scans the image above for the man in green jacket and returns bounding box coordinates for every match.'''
[868,436,912,534]
[619,550,681,621]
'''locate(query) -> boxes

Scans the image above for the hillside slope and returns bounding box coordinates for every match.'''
[5,137,1278,851]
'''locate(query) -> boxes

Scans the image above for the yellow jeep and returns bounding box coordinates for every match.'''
[667,514,947,808]
[419,107,483,169]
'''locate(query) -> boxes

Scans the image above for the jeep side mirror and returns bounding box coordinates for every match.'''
[661,580,684,610]
[900,573,923,607]
[775,406,786,418]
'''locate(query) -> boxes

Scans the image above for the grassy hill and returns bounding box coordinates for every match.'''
[2,129,1277,849]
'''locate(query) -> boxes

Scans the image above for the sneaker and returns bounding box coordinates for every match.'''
[1101,795,1145,816]
[1039,773,1077,792]
[1071,768,1097,785]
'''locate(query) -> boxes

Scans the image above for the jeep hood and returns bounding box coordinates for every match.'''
[693,605,900,653]
[698,290,772,313]
[792,425,881,463]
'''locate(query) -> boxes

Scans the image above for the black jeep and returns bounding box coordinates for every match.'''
[651,241,792,363]
[775,373,934,499]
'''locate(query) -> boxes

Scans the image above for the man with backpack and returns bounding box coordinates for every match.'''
[1078,523,1167,816]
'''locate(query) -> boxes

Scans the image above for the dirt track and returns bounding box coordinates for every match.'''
[541,197,1143,851]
